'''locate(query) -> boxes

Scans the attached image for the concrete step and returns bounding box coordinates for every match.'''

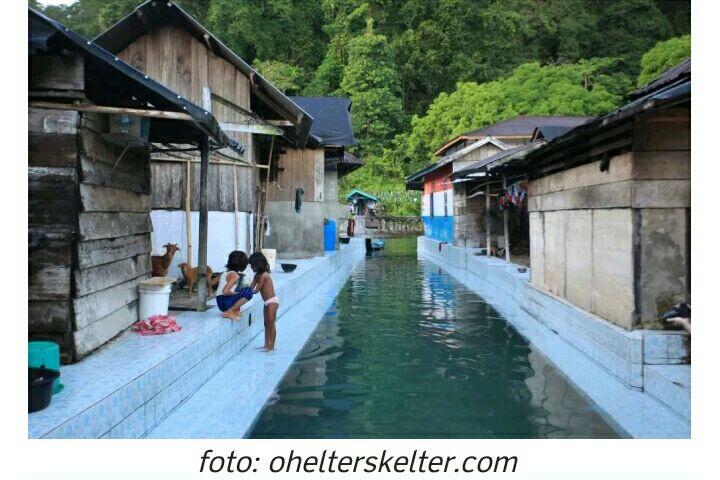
[644,364,691,422]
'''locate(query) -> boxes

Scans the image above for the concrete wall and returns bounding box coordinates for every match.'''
[452,182,503,248]
[264,149,343,257]
[264,200,326,258]
[528,109,690,330]
[264,168,342,259]
[450,142,505,248]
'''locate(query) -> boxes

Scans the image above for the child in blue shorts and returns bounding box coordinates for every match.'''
[216,251,254,319]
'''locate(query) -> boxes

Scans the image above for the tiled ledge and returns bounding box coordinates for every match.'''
[29,239,366,439]
[418,236,690,433]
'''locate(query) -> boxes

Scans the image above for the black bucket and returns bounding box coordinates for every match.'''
[29,367,60,413]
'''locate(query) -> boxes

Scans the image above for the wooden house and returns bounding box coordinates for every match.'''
[406,116,590,247]
[29,8,240,361]
[94,0,313,275]
[523,60,690,330]
[263,96,360,257]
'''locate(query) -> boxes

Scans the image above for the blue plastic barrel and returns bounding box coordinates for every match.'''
[323,220,336,251]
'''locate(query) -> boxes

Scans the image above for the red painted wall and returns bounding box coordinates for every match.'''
[423,164,453,194]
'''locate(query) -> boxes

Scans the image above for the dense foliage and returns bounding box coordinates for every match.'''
[637,34,691,87]
[35,0,690,215]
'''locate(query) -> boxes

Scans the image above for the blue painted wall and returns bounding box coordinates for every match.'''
[422,216,454,243]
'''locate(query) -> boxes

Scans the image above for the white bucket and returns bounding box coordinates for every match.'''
[261,248,277,272]
[138,277,175,320]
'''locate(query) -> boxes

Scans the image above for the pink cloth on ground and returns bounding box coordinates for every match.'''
[133,314,182,335]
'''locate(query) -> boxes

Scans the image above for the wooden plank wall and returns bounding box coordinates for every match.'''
[267,148,325,202]
[72,113,152,359]
[118,26,255,212]
[150,162,252,211]
[28,108,79,362]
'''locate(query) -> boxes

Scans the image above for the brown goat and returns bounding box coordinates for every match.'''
[178,263,216,297]
[151,243,180,277]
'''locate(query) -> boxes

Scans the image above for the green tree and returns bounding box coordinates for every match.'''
[302,48,345,95]
[595,0,670,76]
[252,59,308,95]
[34,0,211,37]
[400,60,627,173]
[207,0,326,70]
[340,27,405,157]
[637,34,690,86]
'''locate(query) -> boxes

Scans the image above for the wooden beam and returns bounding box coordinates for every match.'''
[210,92,284,135]
[202,86,212,113]
[150,156,268,169]
[267,119,293,127]
[219,121,283,136]
[196,136,210,311]
[485,190,491,257]
[185,160,193,266]
[29,101,193,121]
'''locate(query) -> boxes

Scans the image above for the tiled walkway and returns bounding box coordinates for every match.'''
[29,242,364,438]
[147,256,358,438]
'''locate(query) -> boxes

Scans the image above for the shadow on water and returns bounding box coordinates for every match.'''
[250,237,619,438]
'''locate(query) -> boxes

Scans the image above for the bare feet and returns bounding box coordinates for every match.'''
[666,317,691,333]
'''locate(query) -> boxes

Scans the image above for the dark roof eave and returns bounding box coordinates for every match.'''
[30,7,241,152]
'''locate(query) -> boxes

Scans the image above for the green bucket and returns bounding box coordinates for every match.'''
[28,341,63,394]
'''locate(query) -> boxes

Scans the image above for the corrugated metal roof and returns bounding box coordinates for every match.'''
[464,115,592,137]
[289,96,356,147]
[630,59,691,100]
[451,145,528,179]
[345,189,379,202]
[435,115,592,156]
[531,125,578,141]
[405,137,508,189]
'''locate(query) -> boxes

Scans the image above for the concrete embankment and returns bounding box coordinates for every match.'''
[418,235,689,438]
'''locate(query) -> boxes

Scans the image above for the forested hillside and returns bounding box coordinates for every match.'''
[33,0,691,214]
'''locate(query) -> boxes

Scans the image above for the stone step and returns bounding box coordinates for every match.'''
[644,364,691,422]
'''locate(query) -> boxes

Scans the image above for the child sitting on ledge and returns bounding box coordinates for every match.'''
[216,250,254,319]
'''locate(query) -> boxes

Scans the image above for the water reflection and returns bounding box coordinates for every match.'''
[250,237,618,438]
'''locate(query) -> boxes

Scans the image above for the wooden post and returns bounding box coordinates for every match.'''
[503,174,510,263]
[257,137,275,251]
[233,162,240,250]
[185,160,193,265]
[196,136,210,311]
[485,184,491,257]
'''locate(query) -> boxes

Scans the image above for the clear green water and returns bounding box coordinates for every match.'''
[250,237,619,438]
